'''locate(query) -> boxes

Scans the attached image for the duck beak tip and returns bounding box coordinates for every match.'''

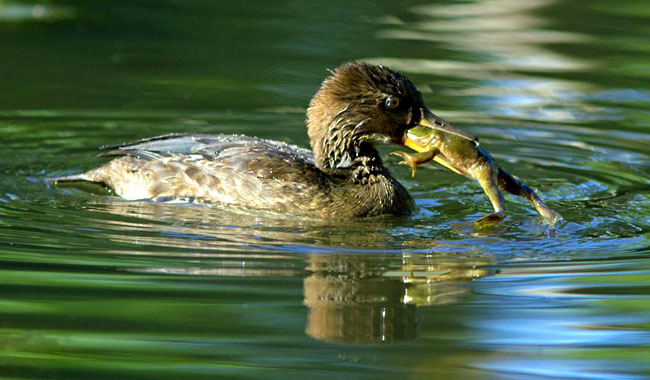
[419,108,478,143]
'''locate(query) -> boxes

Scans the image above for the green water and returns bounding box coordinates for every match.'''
[1,0,649,379]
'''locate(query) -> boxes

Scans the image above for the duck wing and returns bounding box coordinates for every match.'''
[100,133,313,162]
[94,133,326,185]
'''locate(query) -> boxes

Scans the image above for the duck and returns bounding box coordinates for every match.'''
[52,62,478,218]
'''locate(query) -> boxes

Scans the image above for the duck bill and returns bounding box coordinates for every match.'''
[403,109,478,152]
[421,108,477,142]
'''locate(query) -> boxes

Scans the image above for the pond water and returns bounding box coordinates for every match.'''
[1,0,649,379]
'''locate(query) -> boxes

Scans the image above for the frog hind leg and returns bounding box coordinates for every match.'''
[474,162,506,226]
[497,168,563,225]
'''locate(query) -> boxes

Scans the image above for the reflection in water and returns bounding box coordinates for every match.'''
[83,199,415,252]
[378,0,590,74]
[304,255,418,343]
[304,253,492,343]
[467,260,650,379]
[64,198,495,344]
[2,0,650,377]
[372,0,598,131]
[0,1,75,22]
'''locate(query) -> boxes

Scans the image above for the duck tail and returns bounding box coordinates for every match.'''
[48,173,86,182]
[48,172,112,195]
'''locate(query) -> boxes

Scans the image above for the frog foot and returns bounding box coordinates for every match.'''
[391,151,419,177]
[538,205,564,226]
[474,211,506,227]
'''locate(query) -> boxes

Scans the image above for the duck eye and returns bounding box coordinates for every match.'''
[384,95,400,110]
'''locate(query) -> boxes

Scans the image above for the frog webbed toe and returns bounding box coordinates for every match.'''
[391,151,420,177]
[474,210,506,227]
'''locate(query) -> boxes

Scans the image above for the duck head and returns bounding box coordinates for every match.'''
[306,61,477,171]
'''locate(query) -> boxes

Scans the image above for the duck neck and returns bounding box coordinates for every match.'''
[310,122,386,182]
[306,101,414,216]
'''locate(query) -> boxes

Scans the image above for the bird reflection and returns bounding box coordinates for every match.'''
[304,254,418,343]
[73,198,494,343]
[74,198,416,252]
[304,253,491,343]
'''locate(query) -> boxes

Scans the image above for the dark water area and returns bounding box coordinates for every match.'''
[1,0,649,379]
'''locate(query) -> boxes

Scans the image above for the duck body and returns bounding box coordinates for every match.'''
[52,62,479,218]
[54,133,414,218]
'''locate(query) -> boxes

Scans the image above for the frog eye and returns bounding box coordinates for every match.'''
[384,95,400,111]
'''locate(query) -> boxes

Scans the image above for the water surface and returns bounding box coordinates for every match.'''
[1,0,649,379]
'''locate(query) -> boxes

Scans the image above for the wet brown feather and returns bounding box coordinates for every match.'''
[52,62,417,218]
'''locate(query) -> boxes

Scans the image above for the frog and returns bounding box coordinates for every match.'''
[394,122,563,226]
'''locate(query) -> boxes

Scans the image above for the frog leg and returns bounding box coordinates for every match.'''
[474,162,506,226]
[497,168,563,225]
[391,148,439,177]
